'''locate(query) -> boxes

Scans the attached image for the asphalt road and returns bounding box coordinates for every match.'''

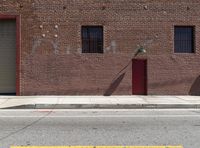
[0,109,200,148]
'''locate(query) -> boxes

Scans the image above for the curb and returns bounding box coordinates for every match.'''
[2,104,200,109]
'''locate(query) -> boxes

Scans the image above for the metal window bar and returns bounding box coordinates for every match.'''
[174,26,194,53]
[82,26,103,53]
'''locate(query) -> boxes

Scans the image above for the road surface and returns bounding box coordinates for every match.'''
[0,109,200,148]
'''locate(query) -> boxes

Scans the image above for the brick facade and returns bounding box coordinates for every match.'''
[1,0,200,95]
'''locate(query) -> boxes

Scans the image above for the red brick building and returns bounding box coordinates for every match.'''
[0,0,200,96]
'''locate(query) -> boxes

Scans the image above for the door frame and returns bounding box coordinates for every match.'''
[132,58,148,95]
[0,15,21,96]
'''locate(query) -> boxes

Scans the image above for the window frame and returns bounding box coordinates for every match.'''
[174,26,195,54]
[81,26,104,54]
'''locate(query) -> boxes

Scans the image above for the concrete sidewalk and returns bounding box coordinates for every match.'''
[0,95,200,109]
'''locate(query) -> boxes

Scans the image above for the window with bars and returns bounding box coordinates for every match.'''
[174,26,195,53]
[82,26,103,53]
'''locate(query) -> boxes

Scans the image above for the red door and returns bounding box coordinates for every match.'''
[132,59,147,95]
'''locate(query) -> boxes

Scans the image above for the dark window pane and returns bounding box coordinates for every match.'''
[174,26,194,53]
[82,27,89,53]
[82,26,103,53]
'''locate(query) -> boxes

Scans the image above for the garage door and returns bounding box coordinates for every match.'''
[0,19,16,95]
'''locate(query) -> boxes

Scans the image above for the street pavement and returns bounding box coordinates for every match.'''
[0,109,199,148]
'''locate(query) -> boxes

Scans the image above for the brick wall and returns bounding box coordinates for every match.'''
[1,0,200,95]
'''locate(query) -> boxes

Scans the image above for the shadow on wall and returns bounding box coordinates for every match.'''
[104,73,126,96]
[104,59,132,96]
[189,75,200,96]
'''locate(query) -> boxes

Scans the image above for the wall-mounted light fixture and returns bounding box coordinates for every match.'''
[134,46,146,57]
